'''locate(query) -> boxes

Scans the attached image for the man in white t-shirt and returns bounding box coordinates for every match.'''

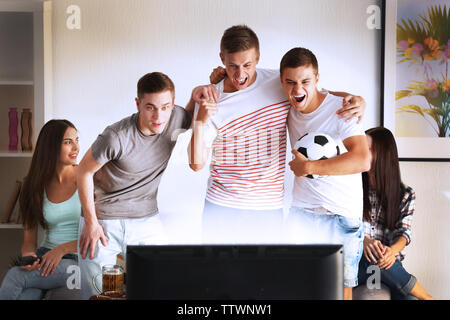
[188,25,366,244]
[280,47,371,300]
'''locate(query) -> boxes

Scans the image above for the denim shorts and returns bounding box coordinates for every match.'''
[286,207,364,288]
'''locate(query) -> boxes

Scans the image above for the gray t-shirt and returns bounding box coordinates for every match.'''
[91,105,191,219]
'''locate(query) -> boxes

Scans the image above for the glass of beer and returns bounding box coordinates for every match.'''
[93,264,124,297]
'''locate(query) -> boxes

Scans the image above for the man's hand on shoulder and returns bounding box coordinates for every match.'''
[209,66,226,85]
[336,94,366,123]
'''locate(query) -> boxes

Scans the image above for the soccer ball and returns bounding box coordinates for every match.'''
[293,132,340,179]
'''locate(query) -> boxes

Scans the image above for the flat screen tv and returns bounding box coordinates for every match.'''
[126,244,343,300]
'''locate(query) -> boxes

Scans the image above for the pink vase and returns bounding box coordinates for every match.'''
[9,108,18,151]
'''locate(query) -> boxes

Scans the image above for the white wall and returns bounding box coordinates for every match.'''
[47,0,449,298]
[50,0,382,148]
[399,162,450,300]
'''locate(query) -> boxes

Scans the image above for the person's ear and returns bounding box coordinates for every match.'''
[135,97,140,111]
[220,52,225,65]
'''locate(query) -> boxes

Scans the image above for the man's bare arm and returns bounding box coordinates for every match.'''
[77,147,108,259]
[187,100,217,171]
[289,135,371,177]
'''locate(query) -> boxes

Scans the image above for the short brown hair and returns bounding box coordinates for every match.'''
[137,72,175,100]
[280,47,319,76]
[220,25,260,54]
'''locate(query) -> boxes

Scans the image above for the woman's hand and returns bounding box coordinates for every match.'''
[377,246,396,270]
[39,247,65,277]
[363,237,386,263]
[20,252,41,272]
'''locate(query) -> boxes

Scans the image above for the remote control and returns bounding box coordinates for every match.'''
[19,256,40,266]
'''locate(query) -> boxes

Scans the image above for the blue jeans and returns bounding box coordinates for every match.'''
[285,207,364,288]
[78,215,168,300]
[0,247,78,300]
[358,256,418,300]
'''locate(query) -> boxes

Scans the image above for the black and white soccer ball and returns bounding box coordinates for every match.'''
[293,132,340,179]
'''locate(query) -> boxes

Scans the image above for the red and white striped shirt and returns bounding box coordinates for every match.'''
[198,69,290,210]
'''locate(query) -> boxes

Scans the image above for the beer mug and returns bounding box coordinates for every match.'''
[93,264,124,296]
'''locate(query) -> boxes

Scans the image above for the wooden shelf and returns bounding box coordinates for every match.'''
[0,223,23,229]
[0,80,33,86]
[0,151,32,158]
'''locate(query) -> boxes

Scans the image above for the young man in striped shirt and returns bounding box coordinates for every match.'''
[188,25,366,244]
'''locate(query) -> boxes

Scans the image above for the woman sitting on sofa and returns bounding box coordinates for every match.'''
[358,126,434,300]
[0,119,81,300]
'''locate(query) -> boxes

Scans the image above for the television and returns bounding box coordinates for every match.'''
[126,244,343,300]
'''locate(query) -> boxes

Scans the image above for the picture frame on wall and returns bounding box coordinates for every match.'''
[382,0,450,161]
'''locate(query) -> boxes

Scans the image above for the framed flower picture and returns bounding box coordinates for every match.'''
[382,0,450,161]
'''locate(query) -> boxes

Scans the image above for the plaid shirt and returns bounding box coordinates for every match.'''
[363,185,415,262]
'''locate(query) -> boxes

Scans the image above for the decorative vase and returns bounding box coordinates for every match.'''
[20,108,32,151]
[8,108,18,151]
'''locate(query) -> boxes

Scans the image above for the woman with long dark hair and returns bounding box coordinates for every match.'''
[358,126,434,300]
[0,119,81,300]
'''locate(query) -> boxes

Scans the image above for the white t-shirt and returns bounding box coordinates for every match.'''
[193,68,290,210]
[287,93,365,219]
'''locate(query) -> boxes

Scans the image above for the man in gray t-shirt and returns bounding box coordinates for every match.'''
[92,110,189,219]
[77,72,191,299]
